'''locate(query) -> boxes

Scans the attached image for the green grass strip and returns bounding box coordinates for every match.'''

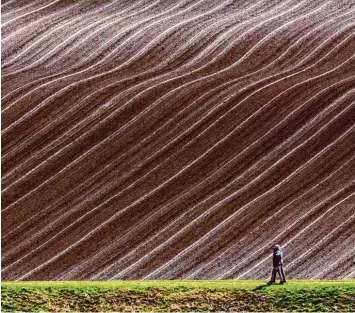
[2,279,355,312]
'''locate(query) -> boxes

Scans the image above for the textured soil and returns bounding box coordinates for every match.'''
[2,0,355,280]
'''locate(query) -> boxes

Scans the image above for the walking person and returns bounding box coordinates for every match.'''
[268,244,286,284]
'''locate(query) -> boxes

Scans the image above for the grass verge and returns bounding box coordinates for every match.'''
[2,280,355,312]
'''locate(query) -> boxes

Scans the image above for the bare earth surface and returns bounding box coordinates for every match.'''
[2,0,355,280]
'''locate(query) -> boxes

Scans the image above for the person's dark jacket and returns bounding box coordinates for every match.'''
[273,249,284,267]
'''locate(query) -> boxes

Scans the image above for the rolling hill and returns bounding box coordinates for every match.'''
[2,0,355,280]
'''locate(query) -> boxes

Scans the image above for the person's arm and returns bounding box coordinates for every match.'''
[280,251,284,264]
[274,251,282,265]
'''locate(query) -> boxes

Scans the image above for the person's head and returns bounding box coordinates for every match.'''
[273,244,281,252]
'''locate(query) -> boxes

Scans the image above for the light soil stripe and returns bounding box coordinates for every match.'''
[2,0,312,122]
[343,267,355,279]
[3,4,328,241]
[2,50,354,280]
[1,1,49,19]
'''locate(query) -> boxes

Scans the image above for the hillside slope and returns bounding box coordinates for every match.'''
[2,0,355,280]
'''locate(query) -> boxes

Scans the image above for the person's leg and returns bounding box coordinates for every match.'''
[275,266,282,283]
[270,267,276,283]
[269,268,274,283]
[280,265,286,283]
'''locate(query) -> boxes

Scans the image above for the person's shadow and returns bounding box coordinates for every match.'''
[253,283,270,291]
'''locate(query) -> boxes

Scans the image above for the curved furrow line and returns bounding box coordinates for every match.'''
[3,0,191,72]
[1,0,200,92]
[97,136,355,279]
[1,0,23,10]
[46,0,288,72]
[0,7,230,103]
[239,206,355,279]
[296,224,355,279]
[318,248,355,278]
[1,0,202,104]
[228,191,354,279]
[1,0,96,54]
[2,81,354,272]
[343,265,355,279]
[2,0,355,280]
[0,7,252,157]
[4,4,352,163]
[6,97,350,278]
[4,89,350,272]
[187,152,355,278]
[134,77,355,276]
[2,3,87,60]
[40,0,242,70]
[0,71,241,243]
[3,0,344,84]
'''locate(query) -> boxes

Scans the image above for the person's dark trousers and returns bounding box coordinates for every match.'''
[270,265,286,283]
[279,265,286,282]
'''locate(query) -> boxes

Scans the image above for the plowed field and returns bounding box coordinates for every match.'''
[2,0,355,280]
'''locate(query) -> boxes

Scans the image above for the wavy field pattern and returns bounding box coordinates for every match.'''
[2,0,355,280]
